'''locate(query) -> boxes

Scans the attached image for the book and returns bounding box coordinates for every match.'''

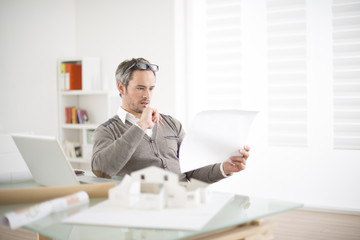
[65,68,70,90]
[65,107,89,124]
[65,63,82,90]
[65,107,72,124]
[77,109,83,124]
[60,63,66,91]
[64,140,76,158]
[64,140,82,158]
[72,108,77,124]
[81,110,88,123]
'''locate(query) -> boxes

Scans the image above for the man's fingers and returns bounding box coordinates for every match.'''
[151,110,164,126]
[229,158,246,169]
[230,161,246,171]
[239,148,249,159]
[225,146,251,174]
[230,156,246,163]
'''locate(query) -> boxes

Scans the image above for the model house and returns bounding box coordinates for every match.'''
[108,166,210,209]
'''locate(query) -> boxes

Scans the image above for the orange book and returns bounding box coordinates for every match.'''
[65,64,82,90]
[72,107,77,124]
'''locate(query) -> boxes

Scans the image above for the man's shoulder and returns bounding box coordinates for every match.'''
[160,113,173,119]
[94,115,123,139]
[100,115,121,128]
[160,114,180,123]
[160,114,182,131]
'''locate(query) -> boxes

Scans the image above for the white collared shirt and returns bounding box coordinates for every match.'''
[117,107,152,137]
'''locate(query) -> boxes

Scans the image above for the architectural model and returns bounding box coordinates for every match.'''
[108,166,211,209]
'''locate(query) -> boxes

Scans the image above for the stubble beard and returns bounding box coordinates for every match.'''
[129,102,143,114]
[130,99,149,114]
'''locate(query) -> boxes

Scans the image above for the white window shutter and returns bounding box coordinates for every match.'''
[333,0,360,150]
[205,0,243,109]
[267,0,308,146]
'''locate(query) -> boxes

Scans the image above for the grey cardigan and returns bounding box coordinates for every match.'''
[91,114,225,183]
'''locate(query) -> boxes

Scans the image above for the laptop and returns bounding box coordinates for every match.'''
[11,134,111,186]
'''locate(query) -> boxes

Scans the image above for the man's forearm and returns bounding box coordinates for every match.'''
[185,163,225,183]
[91,125,145,176]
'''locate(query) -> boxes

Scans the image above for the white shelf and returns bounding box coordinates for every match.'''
[57,57,109,169]
[61,123,99,130]
[60,90,108,96]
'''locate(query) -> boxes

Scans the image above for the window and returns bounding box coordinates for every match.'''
[185,0,246,120]
[186,0,360,152]
[267,0,308,147]
[184,0,360,207]
[205,0,243,110]
[333,0,360,150]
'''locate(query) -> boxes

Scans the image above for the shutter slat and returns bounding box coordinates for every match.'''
[267,0,307,147]
[333,1,360,150]
[205,0,242,109]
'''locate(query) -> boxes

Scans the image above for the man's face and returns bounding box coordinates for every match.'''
[118,70,156,118]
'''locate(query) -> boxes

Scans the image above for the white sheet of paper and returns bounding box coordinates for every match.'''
[1,191,89,229]
[179,110,258,173]
[63,192,234,231]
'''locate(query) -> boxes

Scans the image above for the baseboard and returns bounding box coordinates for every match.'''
[301,204,360,215]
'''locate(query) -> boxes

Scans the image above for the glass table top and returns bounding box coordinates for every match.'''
[0,179,303,240]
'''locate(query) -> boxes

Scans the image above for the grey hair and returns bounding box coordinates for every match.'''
[115,58,156,90]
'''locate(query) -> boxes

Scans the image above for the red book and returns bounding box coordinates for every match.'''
[65,64,82,90]
[65,107,72,123]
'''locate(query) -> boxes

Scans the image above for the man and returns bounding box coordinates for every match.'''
[91,58,250,182]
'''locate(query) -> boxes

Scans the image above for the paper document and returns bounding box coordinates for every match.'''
[180,110,258,173]
[63,191,234,231]
[1,191,89,229]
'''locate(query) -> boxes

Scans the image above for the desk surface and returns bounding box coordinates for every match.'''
[0,179,302,240]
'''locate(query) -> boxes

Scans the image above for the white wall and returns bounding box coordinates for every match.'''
[0,0,177,136]
[0,0,76,136]
[73,0,177,116]
[0,0,178,179]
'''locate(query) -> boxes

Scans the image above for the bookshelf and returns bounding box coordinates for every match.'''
[57,57,113,170]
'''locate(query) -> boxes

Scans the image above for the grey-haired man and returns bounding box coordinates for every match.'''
[91,57,250,182]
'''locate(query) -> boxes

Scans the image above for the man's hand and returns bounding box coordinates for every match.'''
[137,107,163,130]
[222,146,250,175]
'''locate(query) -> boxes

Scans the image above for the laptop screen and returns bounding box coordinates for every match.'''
[11,134,80,186]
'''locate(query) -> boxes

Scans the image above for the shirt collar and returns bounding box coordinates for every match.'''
[117,106,153,137]
[117,107,138,125]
